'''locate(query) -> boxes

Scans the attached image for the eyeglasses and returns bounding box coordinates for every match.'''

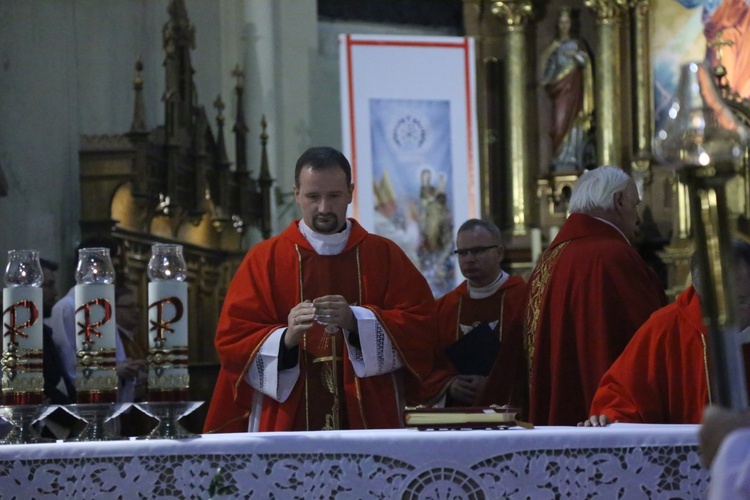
[453,245,498,257]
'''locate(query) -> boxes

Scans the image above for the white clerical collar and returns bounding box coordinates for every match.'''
[467,270,509,299]
[298,219,351,255]
[592,216,629,244]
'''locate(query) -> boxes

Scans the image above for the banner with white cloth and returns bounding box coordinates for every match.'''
[339,34,480,298]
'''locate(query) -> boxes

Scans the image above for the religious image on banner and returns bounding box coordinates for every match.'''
[370,98,455,297]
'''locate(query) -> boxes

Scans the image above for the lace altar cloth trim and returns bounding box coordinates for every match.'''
[0,445,707,498]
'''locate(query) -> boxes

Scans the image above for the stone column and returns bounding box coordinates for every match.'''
[490,0,534,236]
[630,0,653,191]
[463,0,503,221]
[585,0,628,167]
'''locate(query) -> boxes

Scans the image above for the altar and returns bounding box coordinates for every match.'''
[0,423,708,498]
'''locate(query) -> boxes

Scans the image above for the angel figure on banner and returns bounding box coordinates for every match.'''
[373,170,421,268]
[418,167,455,297]
[541,7,595,172]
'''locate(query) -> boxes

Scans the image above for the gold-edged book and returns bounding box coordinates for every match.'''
[403,406,522,430]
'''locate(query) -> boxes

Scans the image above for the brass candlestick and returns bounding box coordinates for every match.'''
[655,61,750,410]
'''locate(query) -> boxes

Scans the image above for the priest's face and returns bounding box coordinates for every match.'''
[456,226,504,287]
[294,165,354,234]
[613,180,641,242]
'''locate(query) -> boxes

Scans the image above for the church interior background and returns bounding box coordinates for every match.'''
[1,0,749,430]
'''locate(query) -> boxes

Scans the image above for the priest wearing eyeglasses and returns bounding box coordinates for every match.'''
[407,219,528,415]
[525,166,666,426]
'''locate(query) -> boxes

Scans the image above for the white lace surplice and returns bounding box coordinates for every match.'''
[244,306,403,431]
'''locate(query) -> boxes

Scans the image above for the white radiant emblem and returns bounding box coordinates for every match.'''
[393,115,425,150]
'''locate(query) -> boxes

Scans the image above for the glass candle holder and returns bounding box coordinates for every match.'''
[74,247,117,404]
[2,250,44,405]
[147,244,189,402]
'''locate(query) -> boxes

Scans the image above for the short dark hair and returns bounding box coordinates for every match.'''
[457,218,504,246]
[39,258,59,272]
[294,147,352,187]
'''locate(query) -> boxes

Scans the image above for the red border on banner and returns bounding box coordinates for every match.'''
[343,36,476,219]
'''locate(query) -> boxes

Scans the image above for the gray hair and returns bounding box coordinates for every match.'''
[457,218,504,246]
[568,166,632,214]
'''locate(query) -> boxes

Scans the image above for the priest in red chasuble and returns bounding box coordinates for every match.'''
[407,218,527,416]
[525,166,666,426]
[583,240,750,426]
[204,147,436,433]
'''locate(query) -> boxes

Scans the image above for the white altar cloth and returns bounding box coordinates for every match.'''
[0,423,707,498]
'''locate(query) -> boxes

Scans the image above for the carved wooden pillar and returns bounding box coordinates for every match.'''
[478,0,533,235]
[630,0,653,191]
[490,0,534,236]
[463,0,504,222]
[585,0,628,167]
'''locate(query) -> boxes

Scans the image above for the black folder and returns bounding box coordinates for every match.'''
[444,322,500,376]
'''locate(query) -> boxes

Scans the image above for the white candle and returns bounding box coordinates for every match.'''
[2,286,44,398]
[147,281,189,396]
[549,226,560,245]
[74,283,117,395]
[531,228,542,264]
[148,281,188,348]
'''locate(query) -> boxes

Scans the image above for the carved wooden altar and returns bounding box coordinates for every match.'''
[77,0,272,417]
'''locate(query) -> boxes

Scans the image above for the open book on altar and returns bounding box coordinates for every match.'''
[403,406,523,430]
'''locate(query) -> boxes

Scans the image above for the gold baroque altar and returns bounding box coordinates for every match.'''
[463,0,750,294]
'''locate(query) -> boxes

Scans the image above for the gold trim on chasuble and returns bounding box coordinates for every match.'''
[700,332,711,405]
[296,244,363,430]
[353,247,369,429]
[524,242,569,376]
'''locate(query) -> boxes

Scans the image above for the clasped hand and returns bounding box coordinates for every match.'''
[448,375,486,405]
[285,295,356,348]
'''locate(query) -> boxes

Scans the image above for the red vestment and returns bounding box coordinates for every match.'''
[590,286,750,423]
[204,219,436,433]
[525,214,666,425]
[408,275,528,414]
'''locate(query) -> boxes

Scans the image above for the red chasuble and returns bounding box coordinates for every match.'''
[204,219,436,433]
[525,213,666,426]
[408,276,528,415]
[590,286,750,424]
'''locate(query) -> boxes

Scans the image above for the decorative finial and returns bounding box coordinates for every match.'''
[130,57,147,132]
[232,64,245,89]
[134,57,144,87]
[213,95,225,124]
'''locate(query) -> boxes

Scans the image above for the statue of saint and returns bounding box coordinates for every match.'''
[541,8,594,172]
